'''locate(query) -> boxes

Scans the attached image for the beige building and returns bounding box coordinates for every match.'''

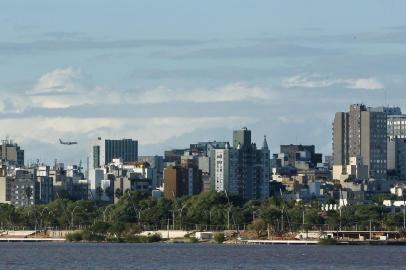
[333,104,387,180]
[0,166,12,204]
[0,139,24,167]
[333,156,368,182]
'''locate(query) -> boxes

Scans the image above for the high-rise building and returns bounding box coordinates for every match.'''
[209,143,238,193]
[387,114,406,139]
[91,138,138,168]
[0,138,24,167]
[163,165,202,199]
[208,128,270,200]
[10,169,53,207]
[333,104,387,180]
[231,128,270,200]
[387,138,406,180]
[380,108,406,180]
[0,165,12,204]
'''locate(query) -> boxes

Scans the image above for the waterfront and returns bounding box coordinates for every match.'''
[0,243,405,270]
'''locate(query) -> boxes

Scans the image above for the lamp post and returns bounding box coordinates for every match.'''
[170,210,175,230]
[71,206,80,230]
[403,192,406,229]
[206,209,213,225]
[40,207,53,231]
[178,204,188,231]
[226,208,230,230]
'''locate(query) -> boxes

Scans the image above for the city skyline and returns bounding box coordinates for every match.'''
[1,1,406,164]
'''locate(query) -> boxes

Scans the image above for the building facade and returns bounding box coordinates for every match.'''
[138,155,164,189]
[0,139,24,167]
[333,104,387,180]
[209,145,238,193]
[387,138,406,180]
[232,128,270,200]
[92,138,138,168]
[10,169,53,207]
[163,165,202,199]
[280,144,322,169]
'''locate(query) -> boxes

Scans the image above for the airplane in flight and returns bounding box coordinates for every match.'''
[59,139,78,145]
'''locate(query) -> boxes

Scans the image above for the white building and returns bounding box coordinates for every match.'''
[209,144,238,193]
[88,168,105,199]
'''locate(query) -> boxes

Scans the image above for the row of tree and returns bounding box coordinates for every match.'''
[0,191,404,232]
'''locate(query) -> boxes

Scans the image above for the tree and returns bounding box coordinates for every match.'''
[249,218,267,238]
[213,232,225,243]
[108,221,126,238]
[92,221,109,234]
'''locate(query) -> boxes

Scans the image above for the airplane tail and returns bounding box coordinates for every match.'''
[59,139,63,144]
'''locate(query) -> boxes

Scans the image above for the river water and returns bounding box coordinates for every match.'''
[0,242,404,269]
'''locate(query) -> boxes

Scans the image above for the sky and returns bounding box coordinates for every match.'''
[1,0,406,165]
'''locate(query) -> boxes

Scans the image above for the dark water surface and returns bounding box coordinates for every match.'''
[0,242,405,269]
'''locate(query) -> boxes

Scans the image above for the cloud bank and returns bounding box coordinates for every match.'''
[282,75,384,90]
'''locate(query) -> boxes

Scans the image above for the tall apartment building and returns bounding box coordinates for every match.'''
[163,165,202,199]
[333,104,387,180]
[387,114,406,139]
[209,143,238,193]
[230,128,270,200]
[92,138,138,168]
[387,138,406,180]
[0,139,24,167]
[208,128,270,200]
[10,169,53,207]
[385,108,406,180]
[0,165,12,204]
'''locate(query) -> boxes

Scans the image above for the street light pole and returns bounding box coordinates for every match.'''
[227,209,230,230]
[71,206,79,229]
[171,210,175,230]
[137,209,141,225]
[403,193,406,229]
[179,204,188,231]
[209,209,212,231]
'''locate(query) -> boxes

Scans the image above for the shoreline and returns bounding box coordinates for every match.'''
[3,238,406,246]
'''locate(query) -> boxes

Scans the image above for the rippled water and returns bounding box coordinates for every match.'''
[0,242,405,269]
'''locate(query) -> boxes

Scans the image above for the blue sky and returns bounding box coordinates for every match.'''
[1,0,406,164]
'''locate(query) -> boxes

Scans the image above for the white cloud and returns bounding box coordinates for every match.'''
[282,74,385,90]
[28,67,94,109]
[1,67,274,111]
[346,78,384,90]
[138,83,271,104]
[282,75,338,88]
[31,67,89,95]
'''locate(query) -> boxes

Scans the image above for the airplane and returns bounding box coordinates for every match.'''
[59,139,78,145]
